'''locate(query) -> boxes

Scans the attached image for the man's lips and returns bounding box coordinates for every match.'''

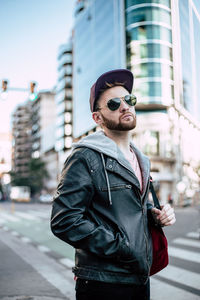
[121,113,134,120]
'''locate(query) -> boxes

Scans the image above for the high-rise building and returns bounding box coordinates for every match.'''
[73,0,126,137]
[12,103,32,179]
[71,0,200,205]
[55,40,73,169]
[125,0,200,205]
[12,91,57,195]
[30,91,57,193]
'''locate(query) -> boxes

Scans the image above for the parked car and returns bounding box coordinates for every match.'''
[39,194,53,203]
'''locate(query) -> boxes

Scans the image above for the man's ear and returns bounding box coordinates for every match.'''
[92,111,103,125]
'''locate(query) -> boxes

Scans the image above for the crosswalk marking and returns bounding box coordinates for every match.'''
[11,231,20,236]
[15,211,39,220]
[0,219,5,225]
[1,212,20,222]
[168,246,200,263]
[37,245,51,253]
[151,277,200,300]
[186,232,200,239]
[156,265,200,291]
[59,258,75,268]
[21,236,31,243]
[173,237,200,248]
[28,209,50,219]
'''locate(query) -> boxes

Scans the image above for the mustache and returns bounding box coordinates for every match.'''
[120,112,136,119]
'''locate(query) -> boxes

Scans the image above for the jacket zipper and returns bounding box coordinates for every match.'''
[136,189,151,277]
[101,184,132,192]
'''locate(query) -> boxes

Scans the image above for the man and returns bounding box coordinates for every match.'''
[51,69,176,300]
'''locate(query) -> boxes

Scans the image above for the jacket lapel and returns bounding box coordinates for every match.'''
[105,156,141,190]
[131,145,150,196]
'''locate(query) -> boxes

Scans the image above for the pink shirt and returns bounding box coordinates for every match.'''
[125,148,143,192]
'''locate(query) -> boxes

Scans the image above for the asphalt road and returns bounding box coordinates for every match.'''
[0,201,199,299]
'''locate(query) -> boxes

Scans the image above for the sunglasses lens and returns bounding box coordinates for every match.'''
[107,98,121,111]
[125,95,137,106]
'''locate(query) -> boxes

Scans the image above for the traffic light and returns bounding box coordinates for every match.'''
[29,82,38,101]
[1,80,8,100]
[2,80,8,92]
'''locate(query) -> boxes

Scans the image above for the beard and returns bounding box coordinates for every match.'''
[101,113,136,131]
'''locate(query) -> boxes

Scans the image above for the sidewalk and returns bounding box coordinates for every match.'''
[0,228,75,300]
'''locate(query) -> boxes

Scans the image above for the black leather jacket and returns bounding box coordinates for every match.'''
[51,131,153,285]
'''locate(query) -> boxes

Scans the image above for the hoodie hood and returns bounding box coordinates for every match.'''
[72,131,150,186]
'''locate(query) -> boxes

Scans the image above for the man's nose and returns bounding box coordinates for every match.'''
[119,99,130,112]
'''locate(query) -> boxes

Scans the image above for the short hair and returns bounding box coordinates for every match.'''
[93,81,126,112]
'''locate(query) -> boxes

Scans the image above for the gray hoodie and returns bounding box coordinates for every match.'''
[72,130,150,198]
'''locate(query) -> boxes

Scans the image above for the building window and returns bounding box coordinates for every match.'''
[143,131,159,156]
[56,127,64,139]
[136,62,161,77]
[55,139,64,152]
[65,137,72,149]
[137,81,162,97]
[125,0,170,7]
[127,25,172,43]
[65,124,72,136]
[66,101,72,111]
[127,7,171,27]
[65,112,72,123]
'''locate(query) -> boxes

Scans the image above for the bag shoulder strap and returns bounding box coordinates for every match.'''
[150,177,161,210]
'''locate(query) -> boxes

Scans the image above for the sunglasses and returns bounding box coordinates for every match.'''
[98,94,137,111]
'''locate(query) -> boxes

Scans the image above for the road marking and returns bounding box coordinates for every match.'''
[0,220,5,226]
[11,231,20,236]
[168,246,200,263]
[151,277,200,300]
[21,236,31,243]
[38,245,51,253]
[186,232,200,239]
[156,265,200,291]
[173,237,200,248]
[0,212,20,222]
[15,211,38,220]
[59,258,74,268]
[28,210,50,218]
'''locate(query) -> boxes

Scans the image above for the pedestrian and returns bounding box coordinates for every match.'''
[51,69,176,300]
[168,193,174,206]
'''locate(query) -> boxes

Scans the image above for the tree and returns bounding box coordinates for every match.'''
[28,157,49,195]
[10,157,49,196]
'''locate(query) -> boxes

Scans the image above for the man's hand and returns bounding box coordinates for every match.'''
[151,204,176,227]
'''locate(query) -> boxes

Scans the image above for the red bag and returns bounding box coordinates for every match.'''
[149,179,169,276]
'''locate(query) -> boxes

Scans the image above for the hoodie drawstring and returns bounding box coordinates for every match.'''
[100,153,112,205]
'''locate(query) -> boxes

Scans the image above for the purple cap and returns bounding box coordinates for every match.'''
[89,69,134,112]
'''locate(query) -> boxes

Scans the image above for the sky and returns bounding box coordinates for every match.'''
[0,0,75,133]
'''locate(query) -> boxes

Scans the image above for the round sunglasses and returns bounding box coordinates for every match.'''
[98,94,137,111]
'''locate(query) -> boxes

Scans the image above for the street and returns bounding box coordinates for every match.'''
[0,201,199,300]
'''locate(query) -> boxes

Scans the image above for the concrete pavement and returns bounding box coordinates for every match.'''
[0,228,75,300]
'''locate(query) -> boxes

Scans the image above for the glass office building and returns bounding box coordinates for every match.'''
[126,0,173,106]
[178,0,200,120]
[73,0,125,137]
[55,41,73,154]
[124,0,200,205]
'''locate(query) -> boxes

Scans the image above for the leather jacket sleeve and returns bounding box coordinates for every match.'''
[51,150,131,260]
